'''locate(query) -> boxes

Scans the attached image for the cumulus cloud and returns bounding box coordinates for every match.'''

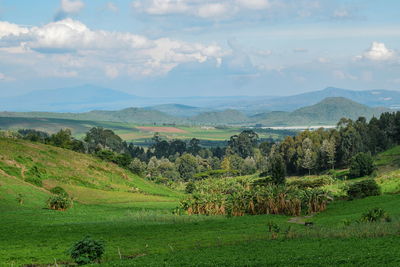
[360,42,396,61]
[55,0,85,21]
[131,0,273,19]
[0,19,225,78]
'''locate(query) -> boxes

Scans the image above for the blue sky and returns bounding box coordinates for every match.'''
[0,0,400,97]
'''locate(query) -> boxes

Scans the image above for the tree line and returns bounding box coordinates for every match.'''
[7,111,400,185]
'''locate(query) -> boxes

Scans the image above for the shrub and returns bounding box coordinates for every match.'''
[349,152,375,178]
[25,177,43,187]
[288,176,333,189]
[185,181,196,194]
[47,195,72,211]
[346,179,380,200]
[359,207,391,223]
[50,186,69,197]
[69,236,105,265]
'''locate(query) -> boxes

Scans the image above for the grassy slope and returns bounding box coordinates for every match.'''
[0,137,181,205]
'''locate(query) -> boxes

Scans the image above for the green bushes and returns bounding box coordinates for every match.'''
[69,236,105,265]
[359,208,391,223]
[50,186,69,197]
[179,178,332,216]
[193,169,233,180]
[349,152,375,178]
[47,195,72,211]
[346,180,381,200]
[25,177,43,187]
[288,176,333,189]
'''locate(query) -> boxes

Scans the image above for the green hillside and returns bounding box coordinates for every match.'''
[0,97,389,127]
[0,137,181,208]
[253,97,385,126]
[190,109,249,125]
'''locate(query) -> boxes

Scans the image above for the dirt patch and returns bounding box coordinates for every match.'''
[136,126,187,133]
[288,215,314,225]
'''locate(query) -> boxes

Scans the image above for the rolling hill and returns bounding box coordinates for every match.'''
[0,97,392,128]
[190,109,249,125]
[0,137,181,209]
[144,104,211,117]
[251,97,387,126]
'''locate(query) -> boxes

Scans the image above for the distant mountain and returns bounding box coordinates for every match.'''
[0,85,137,112]
[0,96,393,127]
[2,85,400,113]
[249,87,400,112]
[0,108,185,125]
[190,109,249,125]
[252,97,387,126]
[144,104,211,117]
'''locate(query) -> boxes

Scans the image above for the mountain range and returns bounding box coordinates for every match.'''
[1,85,400,114]
[0,97,390,127]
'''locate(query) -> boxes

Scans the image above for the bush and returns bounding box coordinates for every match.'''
[288,176,333,189]
[69,236,105,265]
[359,207,391,223]
[185,181,196,194]
[25,177,43,187]
[50,186,69,197]
[47,195,72,211]
[346,179,380,200]
[349,152,375,178]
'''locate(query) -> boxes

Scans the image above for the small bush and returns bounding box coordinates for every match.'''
[69,236,105,265]
[47,195,72,211]
[185,181,196,194]
[288,176,333,189]
[25,177,43,187]
[359,207,391,223]
[346,179,381,200]
[50,186,69,197]
[349,152,375,178]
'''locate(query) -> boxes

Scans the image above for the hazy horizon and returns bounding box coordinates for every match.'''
[1,0,400,98]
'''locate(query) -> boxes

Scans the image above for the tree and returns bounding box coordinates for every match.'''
[301,138,316,175]
[349,152,375,178]
[49,129,73,149]
[187,138,201,155]
[320,139,336,169]
[176,153,198,181]
[268,153,286,185]
[228,130,259,158]
[128,158,147,176]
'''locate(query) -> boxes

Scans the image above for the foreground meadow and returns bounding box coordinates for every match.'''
[1,192,400,266]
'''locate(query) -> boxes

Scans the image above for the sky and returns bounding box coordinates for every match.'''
[0,0,400,97]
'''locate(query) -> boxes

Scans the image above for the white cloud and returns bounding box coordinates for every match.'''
[361,42,396,61]
[106,2,119,13]
[0,19,225,78]
[236,0,270,10]
[196,3,230,19]
[0,21,29,38]
[61,0,85,14]
[131,0,273,19]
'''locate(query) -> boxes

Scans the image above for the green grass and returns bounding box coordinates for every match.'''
[1,140,400,266]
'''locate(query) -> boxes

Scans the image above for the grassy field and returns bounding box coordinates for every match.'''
[0,117,289,146]
[1,139,400,266]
